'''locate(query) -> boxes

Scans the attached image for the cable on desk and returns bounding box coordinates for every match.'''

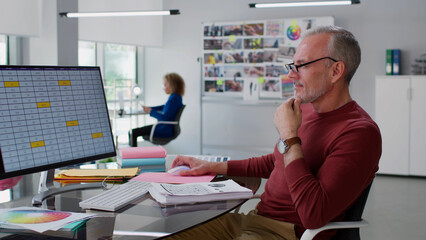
[101,176,116,190]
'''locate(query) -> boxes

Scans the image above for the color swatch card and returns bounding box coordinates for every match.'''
[0,207,97,233]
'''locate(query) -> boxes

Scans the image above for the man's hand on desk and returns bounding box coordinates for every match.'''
[172,155,228,176]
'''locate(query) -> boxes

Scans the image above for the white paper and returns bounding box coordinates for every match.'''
[149,180,253,206]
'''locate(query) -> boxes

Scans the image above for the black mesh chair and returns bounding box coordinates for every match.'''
[300,182,373,240]
[142,105,185,145]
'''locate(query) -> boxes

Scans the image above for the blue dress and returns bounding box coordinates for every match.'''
[148,93,183,138]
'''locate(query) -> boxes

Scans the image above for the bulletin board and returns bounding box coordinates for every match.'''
[202,16,334,101]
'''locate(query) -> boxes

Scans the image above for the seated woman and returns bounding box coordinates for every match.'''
[129,73,185,147]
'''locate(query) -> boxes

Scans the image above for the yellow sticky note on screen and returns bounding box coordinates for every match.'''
[217,78,223,85]
[258,77,265,84]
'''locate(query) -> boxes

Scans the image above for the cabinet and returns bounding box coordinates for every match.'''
[375,75,426,176]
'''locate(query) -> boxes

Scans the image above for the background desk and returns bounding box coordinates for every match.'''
[0,162,260,239]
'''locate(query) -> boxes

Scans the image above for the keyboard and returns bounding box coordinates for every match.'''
[190,155,230,162]
[79,180,151,211]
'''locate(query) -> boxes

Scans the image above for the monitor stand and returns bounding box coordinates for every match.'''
[32,169,104,206]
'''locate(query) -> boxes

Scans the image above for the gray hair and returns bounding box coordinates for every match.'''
[303,26,361,84]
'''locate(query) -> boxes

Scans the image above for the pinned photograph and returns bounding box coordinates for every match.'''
[222,39,243,50]
[243,79,259,101]
[263,38,285,49]
[204,52,223,64]
[204,39,223,50]
[281,75,294,98]
[263,50,278,62]
[223,25,243,36]
[225,80,244,92]
[246,51,264,64]
[204,24,223,37]
[262,79,281,92]
[266,21,285,36]
[244,66,264,77]
[224,51,244,64]
[277,46,296,62]
[224,66,245,78]
[243,23,264,36]
[204,66,223,78]
[205,80,224,93]
[265,65,287,77]
[285,19,315,47]
[260,79,282,98]
[244,38,263,49]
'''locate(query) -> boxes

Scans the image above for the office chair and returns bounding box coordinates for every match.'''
[235,182,372,240]
[300,182,373,240]
[142,105,185,145]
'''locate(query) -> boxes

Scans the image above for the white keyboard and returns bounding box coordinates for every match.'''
[191,155,230,162]
[79,180,151,211]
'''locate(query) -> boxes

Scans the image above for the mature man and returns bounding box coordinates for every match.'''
[169,26,382,240]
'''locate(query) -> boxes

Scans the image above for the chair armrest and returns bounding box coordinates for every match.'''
[149,121,178,141]
[300,220,369,240]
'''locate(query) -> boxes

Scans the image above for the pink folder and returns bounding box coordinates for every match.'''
[118,146,167,159]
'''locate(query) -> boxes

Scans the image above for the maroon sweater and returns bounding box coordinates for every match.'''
[227,101,381,240]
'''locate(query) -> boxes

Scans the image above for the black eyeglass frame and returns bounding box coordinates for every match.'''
[285,57,339,73]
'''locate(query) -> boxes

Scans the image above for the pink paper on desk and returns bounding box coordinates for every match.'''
[130,172,215,184]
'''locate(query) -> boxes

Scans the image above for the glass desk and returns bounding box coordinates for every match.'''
[0,163,260,239]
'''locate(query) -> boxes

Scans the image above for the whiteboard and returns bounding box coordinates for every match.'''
[201,17,334,158]
[201,16,334,101]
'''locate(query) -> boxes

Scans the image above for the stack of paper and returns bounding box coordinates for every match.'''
[149,180,253,206]
[117,146,167,172]
[54,168,139,184]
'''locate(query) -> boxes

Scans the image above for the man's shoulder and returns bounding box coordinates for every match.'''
[350,102,378,127]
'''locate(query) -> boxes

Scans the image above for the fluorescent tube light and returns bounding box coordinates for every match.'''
[59,9,180,18]
[249,0,359,8]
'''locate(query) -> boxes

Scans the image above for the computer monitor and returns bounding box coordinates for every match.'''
[0,65,116,204]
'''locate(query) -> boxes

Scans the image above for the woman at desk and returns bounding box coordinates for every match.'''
[129,73,185,147]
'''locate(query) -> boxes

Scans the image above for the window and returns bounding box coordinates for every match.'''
[78,41,96,66]
[0,35,8,65]
[103,43,137,101]
[78,41,142,145]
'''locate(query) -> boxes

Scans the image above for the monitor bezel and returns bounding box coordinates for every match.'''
[0,65,117,180]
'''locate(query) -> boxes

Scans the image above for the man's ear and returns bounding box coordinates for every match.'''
[330,61,345,84]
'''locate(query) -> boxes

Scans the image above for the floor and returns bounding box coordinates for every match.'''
[362,175,426,239]
[238,175,426,239]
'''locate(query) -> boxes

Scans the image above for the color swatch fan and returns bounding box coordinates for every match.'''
[0,209,71,224]
[0,207,98,233]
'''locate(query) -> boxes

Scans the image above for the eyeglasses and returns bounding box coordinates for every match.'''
[285,57,339,73]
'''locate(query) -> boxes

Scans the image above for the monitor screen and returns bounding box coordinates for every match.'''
[0,65,116,180]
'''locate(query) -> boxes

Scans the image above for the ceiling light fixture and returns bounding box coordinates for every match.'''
[249,0,359,8]
[59,9,180,18]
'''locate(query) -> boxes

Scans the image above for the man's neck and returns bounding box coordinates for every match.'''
[311,87,351,113]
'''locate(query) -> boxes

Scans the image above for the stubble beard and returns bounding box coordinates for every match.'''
[294,75,332,104]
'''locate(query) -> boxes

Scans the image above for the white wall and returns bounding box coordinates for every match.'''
[23,0,78,66]
[78,0,163,47]
[144,0,426,156]
[0,0,40,37]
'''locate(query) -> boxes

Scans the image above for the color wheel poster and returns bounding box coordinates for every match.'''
[0,207,97,233]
